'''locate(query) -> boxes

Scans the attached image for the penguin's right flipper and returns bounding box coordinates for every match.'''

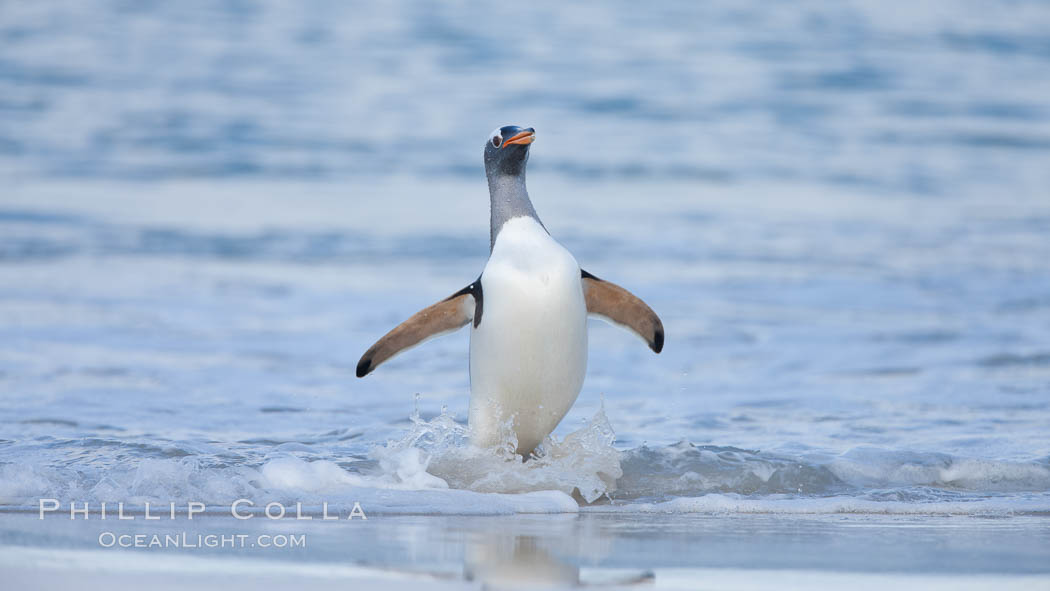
[356,279,482,378]
[581,269,664,353]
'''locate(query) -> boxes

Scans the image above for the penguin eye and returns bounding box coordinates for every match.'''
[491,135,502,148]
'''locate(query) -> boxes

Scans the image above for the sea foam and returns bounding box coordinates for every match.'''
[372,407,624,503]
[3,410,1049,515]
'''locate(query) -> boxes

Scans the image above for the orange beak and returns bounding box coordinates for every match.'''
[502,129,535,147]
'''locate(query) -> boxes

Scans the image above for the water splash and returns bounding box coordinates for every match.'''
[371,407,623,503]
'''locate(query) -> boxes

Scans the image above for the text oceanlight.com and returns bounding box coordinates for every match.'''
[38,499,367,520]
[98,532,307,549]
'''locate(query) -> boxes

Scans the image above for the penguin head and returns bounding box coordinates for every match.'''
[484,125,535,178]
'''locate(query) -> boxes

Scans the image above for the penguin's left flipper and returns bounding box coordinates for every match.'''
[581,270,664,353]
[356,280,481,378]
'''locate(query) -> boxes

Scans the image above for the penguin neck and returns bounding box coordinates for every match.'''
[487,172,545,251]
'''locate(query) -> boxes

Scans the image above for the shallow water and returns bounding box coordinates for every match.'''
[3,511,1050,590]
[2,0,1050,557]
[3,175,1049,516]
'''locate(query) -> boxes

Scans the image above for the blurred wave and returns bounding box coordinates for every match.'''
[1,1,1049,196]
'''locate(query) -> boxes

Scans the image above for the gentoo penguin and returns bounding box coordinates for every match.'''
[357,125,663,456]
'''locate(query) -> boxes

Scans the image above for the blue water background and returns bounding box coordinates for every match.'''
[1,1,1049,508]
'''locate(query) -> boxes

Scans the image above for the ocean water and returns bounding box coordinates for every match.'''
[2,0,1050,585]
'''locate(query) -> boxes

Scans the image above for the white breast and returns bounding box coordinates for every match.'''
[468,217,588,455]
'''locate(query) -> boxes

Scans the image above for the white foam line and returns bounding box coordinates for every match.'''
[5,493,1050,516]
[649,568,1050,591]
[582,494,1050,515]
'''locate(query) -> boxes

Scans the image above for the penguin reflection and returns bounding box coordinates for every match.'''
[463,532,653,590]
